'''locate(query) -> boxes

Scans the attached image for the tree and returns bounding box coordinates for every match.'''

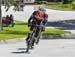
[71,0,75,2]
[0,0,2,31]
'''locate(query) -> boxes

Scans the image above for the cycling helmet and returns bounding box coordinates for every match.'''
[39,7,46,12]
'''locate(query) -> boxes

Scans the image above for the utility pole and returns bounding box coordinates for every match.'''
[0,0,3,31]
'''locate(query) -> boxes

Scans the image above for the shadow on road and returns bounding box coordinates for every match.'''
[11,48,31,54]
[17,48,27,50]
[12,51,25,54]
[11,51,30,54]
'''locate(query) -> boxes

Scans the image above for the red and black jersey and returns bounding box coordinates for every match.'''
[33,10,48,22]
[28,10,48,24]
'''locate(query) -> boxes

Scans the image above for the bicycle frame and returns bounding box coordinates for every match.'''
[26,21,44,52]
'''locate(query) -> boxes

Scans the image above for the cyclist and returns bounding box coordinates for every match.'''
[13,2,19,11]
[26,7,48,48]
[19,0,24,11]
[5,2,10,12]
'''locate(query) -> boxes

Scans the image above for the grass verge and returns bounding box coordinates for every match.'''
[45,4,73,11]
[0,21,70,40]
[30,4,73,11]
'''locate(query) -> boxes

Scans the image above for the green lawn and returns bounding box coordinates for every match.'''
[30,4,74,11]
[0,21,70,40]
[45,4,73,11]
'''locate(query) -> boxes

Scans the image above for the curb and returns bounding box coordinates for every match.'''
[0,34,75,44]
[42,34,75,39]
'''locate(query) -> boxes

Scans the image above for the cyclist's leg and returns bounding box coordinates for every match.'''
[26,32,30,42]
[26,25,34,52]
[35,22,42,44]
[30,22,37,48]
[26,21,36,44]
[35,27,41,44]
[6,6,10,12]
[36,26,45,44]
[26,25,33,42]
[30,27,36,48]
[31,38,35,49]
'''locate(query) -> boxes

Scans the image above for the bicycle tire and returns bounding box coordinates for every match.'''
[30,32,35,49]
[26,32,35,52]
[26,40,30,52]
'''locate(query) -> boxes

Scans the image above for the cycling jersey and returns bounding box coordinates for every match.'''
[33,10,47,22]
[28,10,48,24]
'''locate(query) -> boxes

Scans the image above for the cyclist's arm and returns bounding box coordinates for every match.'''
[43,14,48,26]
[28,15,32,23]
[44,17,48,26]
[28,12,35,23]
[33,11,43,20]
[34,16,43,20]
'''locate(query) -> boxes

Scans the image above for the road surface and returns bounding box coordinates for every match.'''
[0,39,75,57]
[2,5,75,22]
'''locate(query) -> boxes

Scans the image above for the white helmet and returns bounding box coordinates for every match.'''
[39,6,46,12]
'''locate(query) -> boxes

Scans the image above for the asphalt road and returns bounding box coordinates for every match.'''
[2,5,75,22]
[0,39,75,57]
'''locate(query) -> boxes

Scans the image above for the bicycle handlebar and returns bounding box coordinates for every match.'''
[29,24,44,27]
